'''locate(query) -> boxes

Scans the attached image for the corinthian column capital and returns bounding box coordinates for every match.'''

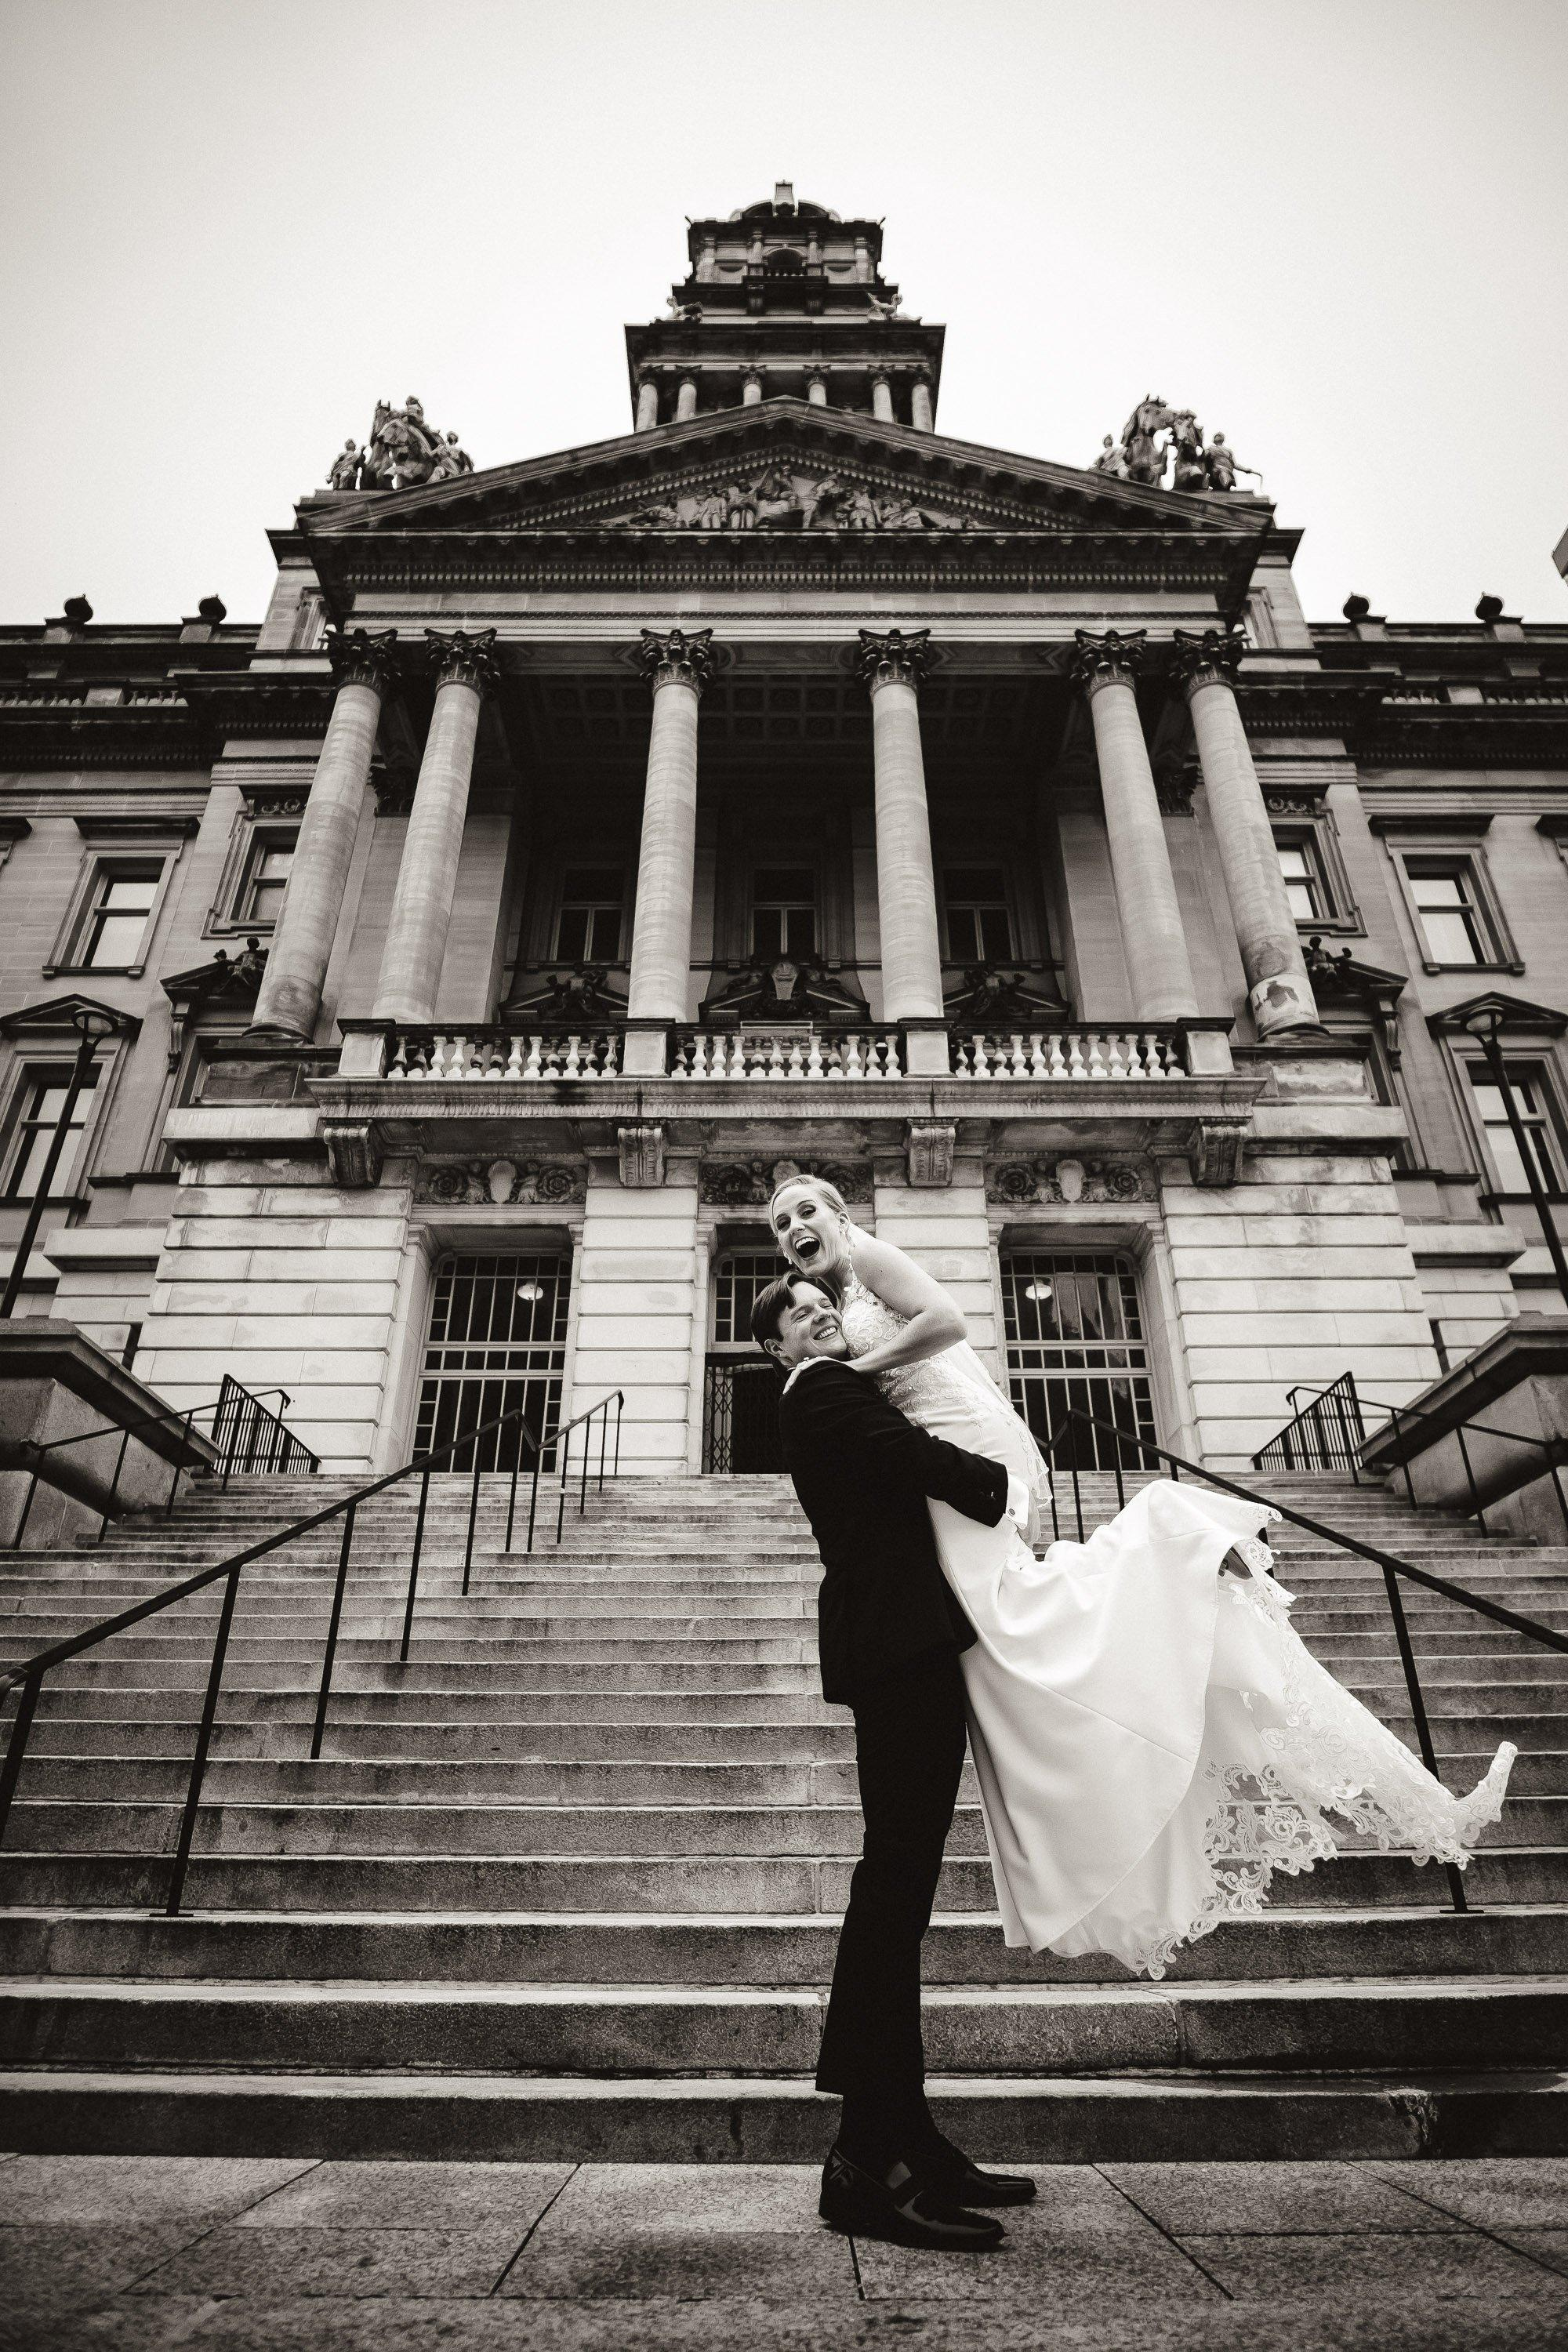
[635,626,714,695]
[1170,624,1247,695]
[426,626,500,696]
[1070,627,1147,696]
[325,626,400,695]
[856,626,931,693]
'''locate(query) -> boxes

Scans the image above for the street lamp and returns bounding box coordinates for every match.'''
[0,1006,122,1321]
[1461,1003,1568,1312]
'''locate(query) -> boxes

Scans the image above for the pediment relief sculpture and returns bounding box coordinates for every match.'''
[619,467,974,534]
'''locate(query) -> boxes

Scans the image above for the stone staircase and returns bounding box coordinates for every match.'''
[2,1465,1566,2161]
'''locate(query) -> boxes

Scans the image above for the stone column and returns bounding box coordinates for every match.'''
[249,629,397,1038]
[910,374,934,431]
[372,629,499,1024]
[635,375,659,430]
[871,373,895,423]
[1071,630,1200,1023]
[857,628,947,1073]
[1173,626,1319,1037]
[741,369,763,406]
[623,628,713,1076]
[675,375,699,423]
[806,371,828,406]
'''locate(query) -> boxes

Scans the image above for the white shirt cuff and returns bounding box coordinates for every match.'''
[1004,1475,1033,1530]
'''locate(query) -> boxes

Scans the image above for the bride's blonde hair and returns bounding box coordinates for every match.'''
[768,1173,851,1225]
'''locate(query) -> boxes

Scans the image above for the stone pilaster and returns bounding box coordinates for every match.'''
[856,628,947,1074]
[741,368,763,406]
[1071,630,1200,1024]
[806,372,828,406]
[910,374,935,431]
[871,373,895,423]
[1173,626,1320,1038]
[249,628,397,1039]
[371,629,499,1025]
[624,628,713,1076]
[635,374,659,430]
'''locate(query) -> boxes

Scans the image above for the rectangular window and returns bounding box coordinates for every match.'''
[238,836,295,927]
[4,1066,99,1199]
[944,866,1014,962]
[554,868,624,963]
[751,867,816,960]
[1276,840,1327,922]
[1407,859,1487,966]
[1469,1063,1562,1192]
[80,866,160,970]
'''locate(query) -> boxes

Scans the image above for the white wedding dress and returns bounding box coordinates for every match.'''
[840,1273,1515,1978]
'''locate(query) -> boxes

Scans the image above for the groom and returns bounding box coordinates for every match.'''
[752,1269,1036,2249]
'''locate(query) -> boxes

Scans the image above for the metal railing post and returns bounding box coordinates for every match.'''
[527,1443,543,1555]
[0,1669,42,1849]
[613,1394,622,1479]
[463,1447,483,1596]
[400,1468,431,1665]
[1379,1562,1470,1915]
[1069,1438,1084,1541]
[164,1563,242,1917]
[310,1502,357,1761]
[505,1445,521,1553]
[1454,1422,1488,1534]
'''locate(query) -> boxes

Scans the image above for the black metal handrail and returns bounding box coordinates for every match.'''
[212,1375,319,1487]
[7,1379,314,1550]
[1041,1403,1568,1916]
[1251,1371,1367,1479]
[1254,1374,1568,1545]
[0,1385,623,1915]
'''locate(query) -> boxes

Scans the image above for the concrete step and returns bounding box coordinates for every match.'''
[17,1751,1568,1807]
[3,2066,1565,2163]
[4,1974,1563,2074]
[3,1845,1560,1912]
[6,1904,1565,1986]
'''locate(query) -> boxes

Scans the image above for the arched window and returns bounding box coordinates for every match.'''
[764,247,805,275]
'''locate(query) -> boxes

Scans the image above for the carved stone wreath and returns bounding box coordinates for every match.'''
[418,1158,585,1207]
[701,1157,873,1208]
[988,1157,1154,1207]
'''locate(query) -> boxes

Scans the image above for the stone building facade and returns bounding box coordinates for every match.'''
[3,186,1566,1477]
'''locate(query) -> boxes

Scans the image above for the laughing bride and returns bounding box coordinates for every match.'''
[768,1173,1515,1978]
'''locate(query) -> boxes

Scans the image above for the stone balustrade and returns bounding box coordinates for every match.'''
[387,1029,622,1080]
[954,1028,1184,1080]
[377,1023,1188,1085]
[670,1027,904,1080]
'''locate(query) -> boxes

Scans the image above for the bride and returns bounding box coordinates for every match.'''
[769,1174,1515,1978]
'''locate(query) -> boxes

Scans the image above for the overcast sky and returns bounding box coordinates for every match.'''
[2,0,1565,630]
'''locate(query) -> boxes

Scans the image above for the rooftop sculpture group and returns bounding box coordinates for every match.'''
[1092,398,1260,494]
[325,397,474,492]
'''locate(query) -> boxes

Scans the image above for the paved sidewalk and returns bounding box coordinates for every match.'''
[5,2153,1568,2350]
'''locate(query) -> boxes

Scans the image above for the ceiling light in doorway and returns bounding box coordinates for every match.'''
[1024,1280,1053,1302]
[516,1281,545,1302]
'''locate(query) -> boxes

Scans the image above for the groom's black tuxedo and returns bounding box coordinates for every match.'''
[777,1353,1013,2130]
[778,1356,1010,1704]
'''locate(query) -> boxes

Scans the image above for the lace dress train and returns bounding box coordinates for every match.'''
[839,1276,1515,1978]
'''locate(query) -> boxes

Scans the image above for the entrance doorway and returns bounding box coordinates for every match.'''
[1000,1250,1156,1470]
[704,1246,785,1472]
[415,1251,572,1472]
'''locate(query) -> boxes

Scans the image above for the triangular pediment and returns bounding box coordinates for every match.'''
[302,399,1268,546]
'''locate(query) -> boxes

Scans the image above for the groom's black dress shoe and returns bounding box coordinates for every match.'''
[818,2144,1005,2249]
[920,2131,1037,2208]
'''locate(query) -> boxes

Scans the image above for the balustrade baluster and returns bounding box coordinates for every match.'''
[503,1036,524,1079]
[806,1035,824,1080]
[1087,1036,1109,1079]
[1106,1034,1128,1080]
[429,1035,451,1080]
[522,1036,543,1080]
[1066,1036,1088,1080]
[1044,1034,1066,1080]
[600,1030,619,1078]
[786,1038,805,1078]
[387,1040,409,1080]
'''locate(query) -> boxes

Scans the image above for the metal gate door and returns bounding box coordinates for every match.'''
[704,1247,784,1473]
[1000,1250,1156,1471]
[415,1252,571,1472]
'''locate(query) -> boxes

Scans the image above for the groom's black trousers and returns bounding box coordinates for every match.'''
[815,1644,969,2108]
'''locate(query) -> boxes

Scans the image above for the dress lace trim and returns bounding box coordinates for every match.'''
[1127,1527,1516,1980]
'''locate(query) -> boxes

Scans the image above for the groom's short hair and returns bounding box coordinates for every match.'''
[751,1269,836,1355]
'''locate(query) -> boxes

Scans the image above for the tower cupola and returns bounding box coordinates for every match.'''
[625,189,944,432]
